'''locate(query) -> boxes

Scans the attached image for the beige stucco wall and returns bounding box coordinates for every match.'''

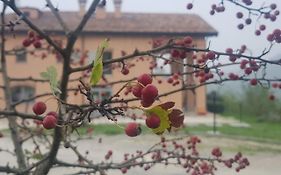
[0,33,207,115]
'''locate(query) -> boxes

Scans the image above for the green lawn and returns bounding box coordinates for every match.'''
[75,123,151,136]
[74,117,281,144]
[184,123,281,143]
[2,114,279,143]
[184,113,281,143]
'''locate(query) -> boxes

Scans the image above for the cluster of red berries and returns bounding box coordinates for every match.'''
[22,31,43,49]
[170,36,193,60]
[212,147,222,157]
[267,29,281,43]
[166,73,181,86]
[228,73,239,80]
[32,101,57,129]
[195,70,214,84]
[132,74,158,108]
[240,59,260,75]
[209,4,226,15]
[222,152,250,172]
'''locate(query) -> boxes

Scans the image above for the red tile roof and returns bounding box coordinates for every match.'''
[7,9,218,36]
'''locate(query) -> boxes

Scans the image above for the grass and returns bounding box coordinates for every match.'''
[75,123,151,136]
[2,114,280,144]
[184,113,281,143]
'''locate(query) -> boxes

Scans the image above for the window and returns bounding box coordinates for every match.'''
[103,51,112,74]
[153,53,171,75]
[16,48,27,63]
[88,50,112,74]
[11,86,35,103]
[90,87,112,103]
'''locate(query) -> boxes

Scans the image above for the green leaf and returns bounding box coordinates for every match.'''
[40,72,50,79]
[31,153,44,160]
[145,106,171,135]
[90,39,109,86]
[40,66,61,95]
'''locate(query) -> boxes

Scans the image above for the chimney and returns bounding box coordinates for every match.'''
[95,3,106,19]
[113,0,122,18]
[78,0,87,17]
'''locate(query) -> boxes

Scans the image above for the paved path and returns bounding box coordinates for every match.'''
[0,135,280,175]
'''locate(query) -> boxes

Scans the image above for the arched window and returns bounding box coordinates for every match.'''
[11,86,35,103]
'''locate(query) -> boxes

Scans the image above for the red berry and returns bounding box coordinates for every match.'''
[270,3,277,10]
[245,18,252,25]
[269,94,275,101]
[255,30,261,36]
[186,3,193,10]
[125,123,141,137]
[22,38,32,47]
[32,101,47,115]
[171,49,180,58]
[121,66,129,75]
[132,84,143,98]
[137,74,152,86]
[238,23,244,30]
[146,114,161,129]
[28,31,35,38]
[259,25,266,31]
[244,67,252,75]
[206,51,216,60]
[250,78,258,86]
[212,147,222,157]
[121,168,127,174]
[183,36,193,45]
[33,40,42,48]
[236,12,243,19]
[46,111,58,118]
[167,77,173,84]
[141,99,154,108]
[42,115,57,129]
[141,84,158,103]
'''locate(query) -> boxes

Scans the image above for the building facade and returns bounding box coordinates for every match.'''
[0,0,217,115]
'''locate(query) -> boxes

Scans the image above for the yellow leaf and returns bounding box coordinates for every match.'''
[145,106,171,135]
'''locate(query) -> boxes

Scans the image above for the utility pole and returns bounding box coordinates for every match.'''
[213,91,217,134]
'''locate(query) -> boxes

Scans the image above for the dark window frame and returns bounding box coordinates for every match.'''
[103,50,112,74]
[15,48,27,63]
[11,86,35,103]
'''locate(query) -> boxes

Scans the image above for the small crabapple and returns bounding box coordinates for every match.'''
[33,40,42,48]
[46,111,58,118]
[132,84,143,98]
[42,115,57,129]
[125,123,141,137]
[137,73,152,86]
[121,66,129,75]
[146,114,161,129]
[250,78,258,86]
[141,84,158,103]
[32,101,47,115]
